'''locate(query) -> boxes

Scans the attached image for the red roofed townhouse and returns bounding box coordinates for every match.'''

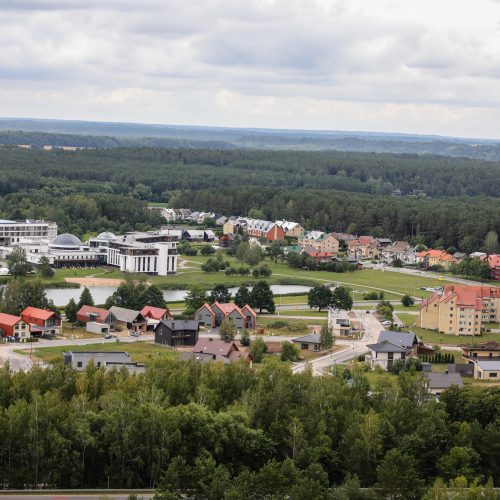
[241,219,285,241]
[417,249,458,270]
[21,307,61,336]
[0,313,30,342]
[76,305,117,334]
[418,285,500,335]
[195,302,257,329]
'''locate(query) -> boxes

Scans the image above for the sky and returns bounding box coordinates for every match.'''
[1,0,500,138]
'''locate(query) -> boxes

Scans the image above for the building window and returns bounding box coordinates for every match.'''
[77,361,82,368]
[490,372,497,378]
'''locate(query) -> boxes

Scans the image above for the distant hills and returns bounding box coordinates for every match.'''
[1,117,500,160]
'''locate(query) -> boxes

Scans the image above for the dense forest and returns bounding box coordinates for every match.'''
[0,359,498,498]
[3,118,500,161]
[0,146,498,249]
[0,145,498,197]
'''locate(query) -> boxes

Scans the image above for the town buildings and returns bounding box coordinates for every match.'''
[418,285,500,335]
[76,305,117,334]
[416,249,458,270]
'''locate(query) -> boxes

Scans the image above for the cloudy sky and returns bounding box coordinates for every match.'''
[1,0,500,138]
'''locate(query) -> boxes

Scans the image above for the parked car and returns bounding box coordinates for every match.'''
[104,334,112,339]
[381,320,392,326]
[130,332,140,337]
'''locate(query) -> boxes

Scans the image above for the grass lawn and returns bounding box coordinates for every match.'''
[20,341,178,365]
[257,317,326,337]
[275,310,329,318]
[397,313,419,327]
[410,326,500,345]
[61,325,102,340]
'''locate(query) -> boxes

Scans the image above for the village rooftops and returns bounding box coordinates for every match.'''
[292,333,321,344]
[378,330,417,349]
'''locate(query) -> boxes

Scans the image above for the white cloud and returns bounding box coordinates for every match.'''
[0,0,499,138]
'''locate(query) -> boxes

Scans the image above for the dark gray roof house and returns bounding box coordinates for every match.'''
[366,341,410,354]
[154,319,199,347]
[63,351,145,374]
[426,372,463,395]
[378,330,418,350]
[292,333,322,351]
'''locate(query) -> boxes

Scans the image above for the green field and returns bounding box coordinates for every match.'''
[273,310,329,318]
[396,313,419,327]
[410,326,500,345]
[19,341,177,365]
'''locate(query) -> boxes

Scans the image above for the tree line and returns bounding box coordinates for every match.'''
[0,360,497,498]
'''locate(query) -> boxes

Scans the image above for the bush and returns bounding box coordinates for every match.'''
[200,246,215,256]
[250,337,267,363]
[281,341,300,362]
[240,329,251,347]
[363,291,379,300]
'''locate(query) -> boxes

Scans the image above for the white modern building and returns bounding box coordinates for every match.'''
[0,219,57,246]
[107,232,178,276]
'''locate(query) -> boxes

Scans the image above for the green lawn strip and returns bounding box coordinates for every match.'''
[20,341,178,365]
[257,317,326,337]
[410,326,500,345]
[396,313,419,327]
[272,310,328,318]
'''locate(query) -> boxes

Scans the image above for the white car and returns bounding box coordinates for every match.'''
[381,320,392,326]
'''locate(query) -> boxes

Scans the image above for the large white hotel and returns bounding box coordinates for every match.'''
[0,220,178,276]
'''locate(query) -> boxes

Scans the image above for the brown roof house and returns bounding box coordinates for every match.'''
[179,338,253,366]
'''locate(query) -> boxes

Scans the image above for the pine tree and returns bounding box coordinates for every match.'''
[65,298,78,323]
[77,287,94,309]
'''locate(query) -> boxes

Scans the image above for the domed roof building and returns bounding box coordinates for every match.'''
[96,231,116,240]
[49,233,82,250]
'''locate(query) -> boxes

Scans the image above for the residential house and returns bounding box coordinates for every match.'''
[380,241,411,264]
[378,330,419,354]
[348,236,380,259]
[417,249,458,270]
[141,305,172,321]
[21,307,61,336]
[241,219,285,241]
[300,245,334,263]
[292,333,322,351]
[109,306,147,333]
[141,305,172,331]
[154,320,199,346]
[327,309,352,336]
[204,230,216,242]
[182,229,205,242]
[180,338,252,365]
[460,341,500,361]
[419,285,500,336]
[447,363,474,377]
[300,233,339,254]
[222,219,240,235]
[485,255,500,281]
[275,220,305,238]
[331,232,357,243]
[425,372,463,396]
[76,305,117,334]
[215,215,228,226]
[376,238,393,248]
[473,360,500,380]
[365,341,412,370]
[299,231,325,248]
[63,351,145,374]
[194,302,257,329]
[218,233,236,248]
[0,313,30,342]
[283,245,301,256]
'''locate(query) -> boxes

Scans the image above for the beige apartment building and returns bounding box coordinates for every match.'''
[419,285,500,336]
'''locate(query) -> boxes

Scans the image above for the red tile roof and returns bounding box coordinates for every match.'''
[140,306,170,320]
[193,338,239,357]
[21,307,57,321]
[77,305,110,321]
[0,313,22,327]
